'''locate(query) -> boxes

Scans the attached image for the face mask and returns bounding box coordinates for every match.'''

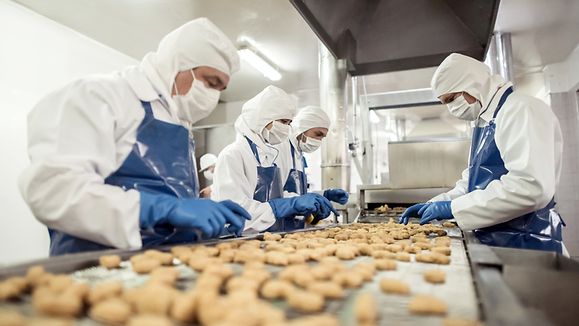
[203,170,213,181]
[447,94,482,121]
[262,121,290,145]
[298,136,322,153]
[173,70,220,124]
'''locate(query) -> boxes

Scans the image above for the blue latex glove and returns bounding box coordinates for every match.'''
[323,188,349,205]
[399,203,429,224]
[269,193,338,220]
[312,193,339,219]
[418,201,453,225]
[140,192,251,238]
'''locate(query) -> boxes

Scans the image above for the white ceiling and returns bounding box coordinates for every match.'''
[12,0,579,109]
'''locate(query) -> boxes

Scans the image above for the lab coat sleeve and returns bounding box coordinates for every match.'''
[212,145,277,232]
[18,80,142,249]
[429,167,470,202]
[451,97,560,231]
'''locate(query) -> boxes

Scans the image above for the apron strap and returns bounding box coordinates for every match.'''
[290,142,298,169]
[491,87,514,120]
[245,136,262,165]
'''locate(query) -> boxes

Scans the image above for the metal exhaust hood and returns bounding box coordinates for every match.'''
[290,0,500,75]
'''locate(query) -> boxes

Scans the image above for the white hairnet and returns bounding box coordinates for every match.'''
[199,153,217,172]
[237,86,297,134]
[431,53,505,109]
[291,106,331,138]
[141,18,240,96]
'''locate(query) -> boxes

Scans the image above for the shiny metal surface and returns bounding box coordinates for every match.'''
[319,42,351,191]
[358,185,451,209]
[388,140,469,189]
[290,0,500,75]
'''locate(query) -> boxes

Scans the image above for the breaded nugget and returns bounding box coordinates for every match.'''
[424,270,446,284]
[380,278,410,295]
[408,294,448,315]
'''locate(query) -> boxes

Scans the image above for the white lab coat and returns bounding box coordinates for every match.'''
[18,66,185,250]
[212,120,281,232]
[211,85,297,232]
[430,83,563,231]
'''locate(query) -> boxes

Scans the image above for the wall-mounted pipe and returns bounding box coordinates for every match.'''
[488,32,514,84]
[318,42,350,192]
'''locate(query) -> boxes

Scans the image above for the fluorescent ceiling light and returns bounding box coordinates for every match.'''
[238,47,282,81]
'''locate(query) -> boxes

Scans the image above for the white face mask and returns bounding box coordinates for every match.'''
[203,170,213,181]
[262,121,291,145]
[447,94,482,121]
[173,70,220,124]
[298,135,322,153]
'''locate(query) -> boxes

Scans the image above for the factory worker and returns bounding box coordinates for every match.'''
[199,153,217,198]
[400,53,565,253]
[212,86,338,232]
[19,18,250,256]
[279,106,349,205]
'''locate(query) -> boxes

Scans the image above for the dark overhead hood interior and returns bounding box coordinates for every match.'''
[290,0,500,75]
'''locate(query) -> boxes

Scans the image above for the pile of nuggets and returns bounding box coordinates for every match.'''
[0,221,481,326]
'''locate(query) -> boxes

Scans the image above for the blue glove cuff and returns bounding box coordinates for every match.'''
[139,192,177,229]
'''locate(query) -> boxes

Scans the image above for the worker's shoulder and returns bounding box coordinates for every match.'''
[42,69,131,102]
[501,91,554,118]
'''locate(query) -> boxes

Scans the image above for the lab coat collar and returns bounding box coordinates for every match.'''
[476,82,513,126]
[121,66,166,104]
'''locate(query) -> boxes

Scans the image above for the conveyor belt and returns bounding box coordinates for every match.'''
[0,223,480,325]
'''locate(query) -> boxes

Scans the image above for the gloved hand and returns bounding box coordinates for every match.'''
[139,192,251,238]
[399,203,429,224]
[323,188,349,205]
[269,193,338,220]
[418,201,453,225]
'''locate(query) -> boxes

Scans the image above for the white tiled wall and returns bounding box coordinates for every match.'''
[550,90,579,258]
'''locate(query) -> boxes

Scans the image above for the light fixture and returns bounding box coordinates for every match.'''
[238,46,282,81]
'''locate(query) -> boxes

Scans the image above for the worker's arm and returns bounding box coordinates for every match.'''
[211,146,277,232]
[18,79,143,249]
[452,96,562,230]
[429,167,470,202]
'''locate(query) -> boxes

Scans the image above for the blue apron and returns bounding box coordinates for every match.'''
[246,137,304,232]
[282,143,308,195]
[48,101,200,255]
[469,87,565,253]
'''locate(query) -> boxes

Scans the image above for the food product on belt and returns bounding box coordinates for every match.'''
[282,313,339,326]
[395,252,411,262]
[99,255,121,269]
[87,281,123,305]
[306,281,345,299]
[332,271,363,288]
[287,289,325,313]
[424,269,446,284]
[170,292,197,323]
[89,297,132,324]
[261,279,294,299]
[443,318,483,326]
[335,245,357,260]
[265,251,289,266]
[408,294,448,315]
[432,246,452,256]
[148,266,180,286]
[442,221,457,228]
[375,204,390,213]
[26,265,46,287]
[131,256,161,274]
[380,278,410,295]
[374,258,397,271]
[0,309,25,326]
[355,292,378,324]
[263,232,283,241]
[32,287,83,318]
[126,314,173,326]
